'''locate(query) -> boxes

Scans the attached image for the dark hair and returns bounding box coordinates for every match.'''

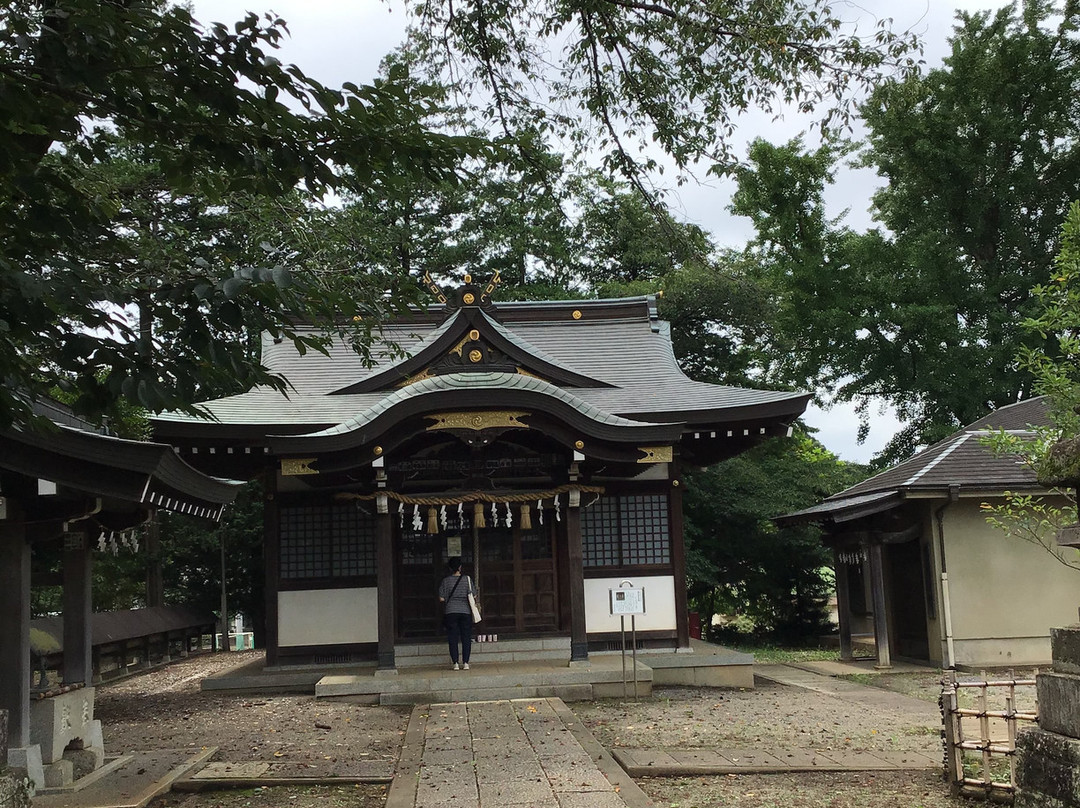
[447,556,462,573]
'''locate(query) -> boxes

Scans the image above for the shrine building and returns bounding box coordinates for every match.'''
[152,277,810,670]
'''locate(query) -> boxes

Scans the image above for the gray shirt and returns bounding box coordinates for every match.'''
[438,573,474,616]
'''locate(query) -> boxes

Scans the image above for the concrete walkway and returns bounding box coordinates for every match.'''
[387,698,652,808]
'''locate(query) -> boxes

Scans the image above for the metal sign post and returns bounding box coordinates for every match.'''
[610,580,646,700]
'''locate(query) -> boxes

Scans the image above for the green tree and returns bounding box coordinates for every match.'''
[1,1,476,429]
[683,431,868,641]
[733,1,1080,462]
[408,0,919,188]
[983,201,1080,572]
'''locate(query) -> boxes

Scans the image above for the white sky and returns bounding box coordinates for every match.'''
[193,0,1015,463]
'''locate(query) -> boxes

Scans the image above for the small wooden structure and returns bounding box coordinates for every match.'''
[778,398,1078,669]
[0,401,238,787]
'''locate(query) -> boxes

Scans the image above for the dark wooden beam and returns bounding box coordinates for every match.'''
[264,468,280,667]
[565,505,588,663]
[375,498,395,671]
[669,470,690,649]
[0,518,31,749]
[833,549,854,662]
[63,529,93,684]
[867,541,891,669]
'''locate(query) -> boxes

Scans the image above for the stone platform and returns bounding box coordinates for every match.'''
[202,638,753,702]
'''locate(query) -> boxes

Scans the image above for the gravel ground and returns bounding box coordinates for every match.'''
[573,680,942,753]
[96,651,409,779]
[93,651,965,808]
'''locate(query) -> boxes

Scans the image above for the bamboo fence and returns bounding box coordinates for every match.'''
[940,670,1038,802]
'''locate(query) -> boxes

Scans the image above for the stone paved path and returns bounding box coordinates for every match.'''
[387,698,652,808]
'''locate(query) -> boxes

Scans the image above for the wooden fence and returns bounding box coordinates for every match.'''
[940,670,1038,801]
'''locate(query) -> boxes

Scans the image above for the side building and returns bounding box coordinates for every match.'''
[778,397,1077,669]
[153,282,809,669]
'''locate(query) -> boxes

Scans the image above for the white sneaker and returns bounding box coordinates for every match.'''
[463,663,470,670]
[452,663,459,670]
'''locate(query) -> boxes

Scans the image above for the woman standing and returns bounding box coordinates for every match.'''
[437,556,474,670]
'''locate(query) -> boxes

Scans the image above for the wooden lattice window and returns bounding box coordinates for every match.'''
[280,505,376,579]
[582,494,670,567]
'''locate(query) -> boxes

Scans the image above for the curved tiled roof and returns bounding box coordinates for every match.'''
[154,295,810,433]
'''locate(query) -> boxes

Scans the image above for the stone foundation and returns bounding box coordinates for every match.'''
[1016,625,1080,808]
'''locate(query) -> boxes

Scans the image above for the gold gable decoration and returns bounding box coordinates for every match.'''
[281,458,318,476]
[426,411,530,431]
[636,446,673,463]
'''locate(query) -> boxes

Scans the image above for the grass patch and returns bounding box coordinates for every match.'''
[729,643,846,663]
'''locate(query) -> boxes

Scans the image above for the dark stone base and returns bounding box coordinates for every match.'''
[1053,626,1080,676]
[1017,728,1080,808]
[570,641,589,662]
[1039,671,1080,737]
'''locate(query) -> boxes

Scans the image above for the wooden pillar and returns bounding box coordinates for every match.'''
[833,548,853,662]
[669,473,690,649]
[63,530,93,685]
[0,518,31,749]
[566,502,588,663]
[376,494,395,671]
[867,540,891,669]
[145,514,164,607]
[263,468,280,667]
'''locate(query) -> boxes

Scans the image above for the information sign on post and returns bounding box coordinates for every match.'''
[609,587,645,615]
[611,581,646,700]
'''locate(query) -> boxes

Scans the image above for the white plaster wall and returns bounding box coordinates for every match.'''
[584,575,676,633]
[943,497,1078,666]
[278,587,378,647]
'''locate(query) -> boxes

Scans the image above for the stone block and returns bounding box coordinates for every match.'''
[86,720,104,756]
[1038,673,1080,738]
[7,745,43,793]
[42,759,73,788]
[1053,626,1080,676]
[63,747,102,780]
[28,688,95,764]
[1016,728,1080,808]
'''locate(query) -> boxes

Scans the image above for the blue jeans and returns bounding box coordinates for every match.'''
[444,612,472,664]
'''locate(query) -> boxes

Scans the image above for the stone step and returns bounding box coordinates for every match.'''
[315,658,652,704]
[394,637,571,668]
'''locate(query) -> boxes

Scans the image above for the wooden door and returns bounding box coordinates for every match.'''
[476,524,559,633]
[396,527,474,639]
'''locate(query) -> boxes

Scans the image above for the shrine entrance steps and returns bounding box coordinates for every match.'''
[200,638,754,700]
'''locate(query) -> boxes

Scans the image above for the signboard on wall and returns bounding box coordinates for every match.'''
[446,535,462,557]
[609,587,645,615]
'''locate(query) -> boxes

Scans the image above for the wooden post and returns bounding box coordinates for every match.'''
[669,473,690,649]
[376,496,396,671]
[145,513,164,607]
[63,529,93,685]
[833,548,853,662]
[0,518,31,749]
[867,540,891,669]
[566,502,588,663]
[263,468,280,667]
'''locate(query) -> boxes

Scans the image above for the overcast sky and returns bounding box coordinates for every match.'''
[193,0,1016,463]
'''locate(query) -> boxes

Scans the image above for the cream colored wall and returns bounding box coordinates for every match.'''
[584,575,676,633]
[278,587,378,647]
[942,497,1078,667]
